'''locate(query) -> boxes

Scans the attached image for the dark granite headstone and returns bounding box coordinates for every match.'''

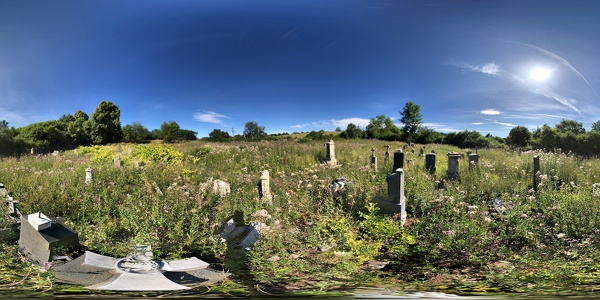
[18,213,79,265]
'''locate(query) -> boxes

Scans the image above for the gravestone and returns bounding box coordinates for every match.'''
[325,139,337,165]
[419,148,424,157]
[370,148,377,172]
[134,157,140,168]
[384,145,390,162]
[392,149,404,174]
[85,168,94,184]
[259,170,272,203]
[376,168,407,225]
[468,153,479,169]
[425,152,436,173]
[533,156,540,191]
[117,143,122,153]
[52,150,59,156]
[446,152,461,180]
[30,148,35,155]
[114,155,121,168]
[18,212,80,265]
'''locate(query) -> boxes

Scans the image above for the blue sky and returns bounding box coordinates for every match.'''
[1,0,600,138]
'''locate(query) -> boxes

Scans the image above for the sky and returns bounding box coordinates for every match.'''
[2,0,600,138]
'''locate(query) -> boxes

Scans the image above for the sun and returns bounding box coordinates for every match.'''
[529,67,552,81]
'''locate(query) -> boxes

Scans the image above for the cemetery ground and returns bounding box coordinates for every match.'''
[1,139,600,297]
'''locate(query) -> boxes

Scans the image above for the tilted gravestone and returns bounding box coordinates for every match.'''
[392,149,404,174]
[325,139,337,165]
[446,152,461,180]
[18,212,79,265]
[376,168,407,225]
[425,152,436,174]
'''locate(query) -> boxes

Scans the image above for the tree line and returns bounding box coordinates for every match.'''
[0,101,197,156]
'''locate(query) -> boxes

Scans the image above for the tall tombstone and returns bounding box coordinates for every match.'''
[533,155,540,191]
[384,145,390,162]
[85,167,94,184]
[468,153,479,169]
[259,170,272,203]
[425,152,436,174]
[376,168,407,225]
[392,149,404,174]
[446,152,461,180]
[370,148,377,172]
[117,143,122,153]
[325,139,337,165]
[114,155,121,168]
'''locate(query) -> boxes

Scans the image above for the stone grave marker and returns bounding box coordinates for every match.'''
[392,149,404,174]
[134,157,140,168]
[376,168,407,225]
[85,167,94,184]
[468,153,479,169]
[419,148,424,157]
[370,148,377,172]
[259,170,272,203]
[425,152,436,173]
[18,212,80,265]
[114,155,121,168]
[384,144,390,162]
[325,139,337,165]
[446,152,461,180]
[117,143,122,153]
[212,180,231,196]
[533,155,540,191]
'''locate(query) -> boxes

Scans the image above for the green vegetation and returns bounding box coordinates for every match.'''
[1,139,600,297]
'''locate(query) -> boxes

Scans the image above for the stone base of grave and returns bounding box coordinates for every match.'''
[375,197,407,225]
[18,214,80,265]
[53,250,228,291]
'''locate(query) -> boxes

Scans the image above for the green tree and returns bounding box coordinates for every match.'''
[68,110,91,146]
[340,123,366,139]
[591,120,600,132]
[15,120,69,148]
[243,121,266,140]
[399,101,422,142]
[507,126,531,148]
[208,129,231,142]
[555,119,585,134]
[160,121,180,143]
[122,122,152,143]
[90,101,122,144]
[366,115,401,140]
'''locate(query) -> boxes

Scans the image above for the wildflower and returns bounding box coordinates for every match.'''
[484,217,492,223]
[557,233,566,239]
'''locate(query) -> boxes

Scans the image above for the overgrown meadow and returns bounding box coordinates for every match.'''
[1,139,600,296]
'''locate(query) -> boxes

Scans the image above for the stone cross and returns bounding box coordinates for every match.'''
[392,149,404,174]
[114,155,121,168]
[85,167,94,184]
[468,153,479,169]
[325,139,337,165]
[259,170,272,203]
[533,155,540,191]
[446,152,461,180]
[425,152,436,174]
[6,195,20,216]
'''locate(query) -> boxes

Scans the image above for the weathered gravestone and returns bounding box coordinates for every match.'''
[392,149,404,174]
[468,153,479,169]
[533,155,540,191]
[114,155,121,168]
[259,170,272,203]
[370,148,377,172]
[134,157,140,168]
[376,168,407,225]
[446,152,461,180]
[384,144,390,162]
[212,180,231,196]
[85,167,94,184]
[425,152,436,173]
[117,143,122,153]
[18,212,79,265]
[325,139,337,165]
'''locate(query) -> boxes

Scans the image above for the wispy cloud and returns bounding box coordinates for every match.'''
[193,111,231,124]
[458,62,501,76]
[291,118,370,130]
[488,119,516,128]
[472,122,483,125]
[480,109,501,115]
